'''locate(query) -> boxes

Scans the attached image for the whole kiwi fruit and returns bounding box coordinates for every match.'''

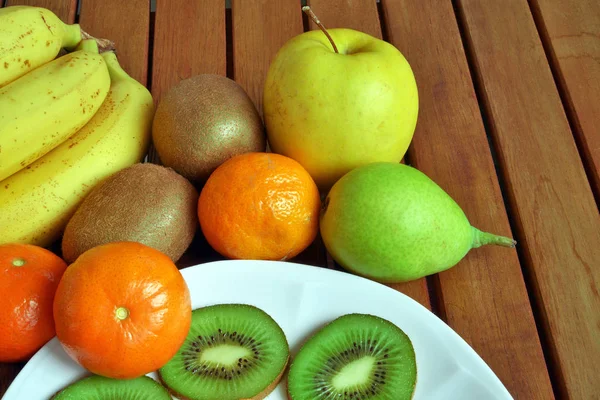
[152,74,266,185]
[62,163,198,264]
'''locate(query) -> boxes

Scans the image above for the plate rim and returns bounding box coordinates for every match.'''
[3,259,514,400]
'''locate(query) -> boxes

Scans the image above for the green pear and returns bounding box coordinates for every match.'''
[320,162,516,282]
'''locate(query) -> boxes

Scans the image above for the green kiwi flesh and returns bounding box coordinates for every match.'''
[52,375,170,399]
[159,304,290,400]
[287,314,417,400]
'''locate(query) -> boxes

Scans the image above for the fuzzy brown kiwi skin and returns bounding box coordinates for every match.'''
[157,356,289,400]
[61,163,198,264]
[152,74,267,186]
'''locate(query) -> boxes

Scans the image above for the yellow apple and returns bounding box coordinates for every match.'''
[263,28,418,191]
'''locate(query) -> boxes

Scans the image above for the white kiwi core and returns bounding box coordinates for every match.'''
[200,344,252,367]
[332,356,376,390]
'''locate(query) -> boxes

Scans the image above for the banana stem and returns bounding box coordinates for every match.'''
[101,51,130,83]
[472,227,517,249]
[75,39,99,53]
[81,29,115,54]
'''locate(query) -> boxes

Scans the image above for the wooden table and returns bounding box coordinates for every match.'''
[1,0,599,399]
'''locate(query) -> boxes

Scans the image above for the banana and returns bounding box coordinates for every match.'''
[0,49,154,247]
[0,47,110,182]
[0,6,82,88]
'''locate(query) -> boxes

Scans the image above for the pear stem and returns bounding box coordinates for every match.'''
[472,227,517,249]
[302,6,339,54]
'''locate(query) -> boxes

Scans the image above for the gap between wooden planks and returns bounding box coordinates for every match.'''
[150,0,227,266]
[5,0,75,22]
[231,0,330,269]
[5,0,595,398]
[78,0,149,86]
[304,0,431,309]
[306,0,552,398]
[455,0,600,398]
[529,0,600,205]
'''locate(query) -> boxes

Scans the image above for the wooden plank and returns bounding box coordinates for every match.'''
[456,0,600,398]
[5,0,75,22]
[231,0,329,269]
[150,0,226,263]
[152,0,226,103]
[231,0,303,116]
[379,1,554,397]
[307,0,381,38]
[306,0,431,308]
[529,0,600,200]
[386,280,431,310]
[78,0,150,85]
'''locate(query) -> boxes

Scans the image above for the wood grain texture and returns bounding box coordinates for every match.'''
[307,0,431,309]
[307,0,381,38]
[380,1,554,397]
[149,0,226,259]
[456,0,600,398]
[151,0,226,103]
[78,0,150,85]
[530,0,600,200]
[5,0,75,22]
[231,0,303,116]
[386,280,431,310]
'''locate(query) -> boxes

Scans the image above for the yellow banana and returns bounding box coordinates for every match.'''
[0,48,110,182]
[0,6,82,88]
[0,49,154,247]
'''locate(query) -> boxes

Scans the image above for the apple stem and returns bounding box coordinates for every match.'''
[472,227,517,249]
[302,6,339,54]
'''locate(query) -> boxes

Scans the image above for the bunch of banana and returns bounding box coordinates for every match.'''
[0,32,154,246]
[0,6,83,88]
[0,47,111,181]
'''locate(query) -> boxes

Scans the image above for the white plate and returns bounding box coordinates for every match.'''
[3,260,513,400]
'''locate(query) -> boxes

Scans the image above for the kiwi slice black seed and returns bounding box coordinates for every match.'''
[159,303,290,400]
[287,314,417,400]
[51,375,170,399]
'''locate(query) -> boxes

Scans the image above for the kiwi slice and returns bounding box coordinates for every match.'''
[287,314,417,400]
[159,304,290,400]
[52,375,170,399]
